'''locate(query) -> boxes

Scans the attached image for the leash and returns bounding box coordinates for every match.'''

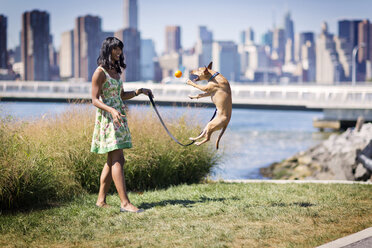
[148,95,217,147]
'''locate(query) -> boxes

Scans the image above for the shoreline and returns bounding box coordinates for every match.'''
[260,123,372,182]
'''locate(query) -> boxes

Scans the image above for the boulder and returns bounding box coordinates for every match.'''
[261,123,372,181]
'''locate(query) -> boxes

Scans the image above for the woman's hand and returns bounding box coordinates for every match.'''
[110,108,125,127]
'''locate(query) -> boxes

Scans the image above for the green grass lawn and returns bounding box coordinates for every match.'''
[1,182,371,248]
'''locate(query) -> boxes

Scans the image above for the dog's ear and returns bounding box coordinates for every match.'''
[207,62,213,69]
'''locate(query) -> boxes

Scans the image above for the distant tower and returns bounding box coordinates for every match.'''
[298,32,314,61]
[140,39,156,81]
[165,26,181,54]
[21,10,50,81]
[196,26,213,67]
[212,41,239,81]
[284,11,294,62]
[74,15,102,81]
[115,28,141,82]
[60,30,74,79]
[272,28,285,64]
[124,0,138,29]
[0,15,7,69]
[241,27,255,45]
[358,20,372,63]
[338,19,362,49]
[198,26,213,42]
[316,22,342,84]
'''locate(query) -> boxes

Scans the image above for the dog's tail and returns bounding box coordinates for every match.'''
[216,125,227,150]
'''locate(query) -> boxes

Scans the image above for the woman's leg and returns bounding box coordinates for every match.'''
[109,149,139,212]
[96,156,113,207]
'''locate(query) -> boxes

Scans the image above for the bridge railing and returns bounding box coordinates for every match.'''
[1,81,372,109]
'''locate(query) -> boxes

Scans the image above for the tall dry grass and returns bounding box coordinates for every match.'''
[0,104,220,210]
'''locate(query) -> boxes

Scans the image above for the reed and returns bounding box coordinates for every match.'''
[0,104,220,210]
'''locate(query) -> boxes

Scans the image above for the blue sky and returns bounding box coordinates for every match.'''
[1,0,372,54]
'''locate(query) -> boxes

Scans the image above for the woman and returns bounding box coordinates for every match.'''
[91,37,152,213]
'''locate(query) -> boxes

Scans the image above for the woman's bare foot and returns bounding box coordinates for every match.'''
[120,203,143,213]
[96,202,110,208]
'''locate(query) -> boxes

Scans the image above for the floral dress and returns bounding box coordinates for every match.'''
[91,66,132,154]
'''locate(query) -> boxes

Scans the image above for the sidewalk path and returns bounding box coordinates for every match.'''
[220,179,372,185]
[316,227,372,248]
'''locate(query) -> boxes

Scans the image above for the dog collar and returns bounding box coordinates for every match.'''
[208,72,219,82]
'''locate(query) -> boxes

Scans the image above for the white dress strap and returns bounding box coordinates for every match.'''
[98,66,110,78]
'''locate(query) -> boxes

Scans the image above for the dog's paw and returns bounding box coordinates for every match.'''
[188,95,197,99]
[186,79,193,85]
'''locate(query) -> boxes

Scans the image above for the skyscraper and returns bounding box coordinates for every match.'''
[199,26,213,42]
[74,15,102,81]
[241,28,255,45]
[212,41,240,82]
[60,30,74,79]
[284,12,294,63]
[272,28,285,64]
[261,30,273,49]
[123,0,138,29]
[301,41,316,82]
[196,26,213,67]
[140,39,156,81]
[21,10,50,81]
[0,15,7,69]
[297,32,314,61]
[165,26,181,54]
[316,22,342,84]
[358,20,372,62]
[338,19,362,49]
[115,28,141,82]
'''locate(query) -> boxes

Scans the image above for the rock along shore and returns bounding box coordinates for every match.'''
[260,123,372,181]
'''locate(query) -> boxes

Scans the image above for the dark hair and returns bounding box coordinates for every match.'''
[97,37,126,74]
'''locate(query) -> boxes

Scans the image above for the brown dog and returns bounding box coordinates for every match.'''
[186,62,232,149]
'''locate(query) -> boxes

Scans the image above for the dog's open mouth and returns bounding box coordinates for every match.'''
[189,74,199,82]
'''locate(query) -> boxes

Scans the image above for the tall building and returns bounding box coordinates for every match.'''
[241,28,255,45]
[316,22,342,84]
[261,30,273,49]
[0,15,7,69]
[74,15,102,81]
[358,20,372,62]
[212,41,240,82]
[165,26,181,54]
[123,0,138,29]
[296,32,314,61]
[284,12,295,62]
[272,28,285,64]
[334,36,352,81]
[115,28,141,82]
[196,26,213,67]
[199,26,213,42]
[60,30,74,79]
[140,39,156,81]
[338,19,362,49]
[21,10,50,81]
[301,41,316,82]
[239,43,271,82]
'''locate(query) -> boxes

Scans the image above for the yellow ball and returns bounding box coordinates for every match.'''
[174,70,182,78]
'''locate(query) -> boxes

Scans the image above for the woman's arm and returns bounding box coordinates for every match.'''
[120,88,153,100]
[92,68,125,127]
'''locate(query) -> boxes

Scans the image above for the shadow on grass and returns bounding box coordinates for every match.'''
[138,196,240,209]
[270,202,315,207]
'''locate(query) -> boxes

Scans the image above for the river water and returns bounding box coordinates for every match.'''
[0,101,325,180]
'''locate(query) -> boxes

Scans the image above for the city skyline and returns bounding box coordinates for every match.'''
[2,0,372,54]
